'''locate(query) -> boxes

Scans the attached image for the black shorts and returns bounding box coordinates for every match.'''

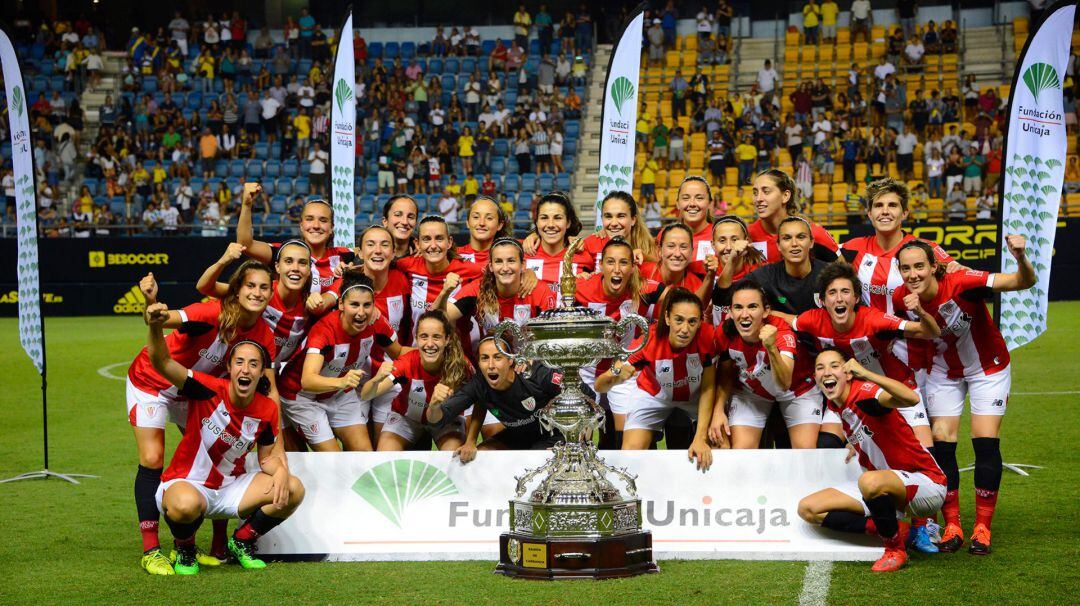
[483,425,556,450]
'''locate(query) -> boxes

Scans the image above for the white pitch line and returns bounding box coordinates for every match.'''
[96,362,129,381]
[1012,390,1080,395]
[798,561,833,606]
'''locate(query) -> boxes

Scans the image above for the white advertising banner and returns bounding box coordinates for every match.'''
[1,28,44,373]
[257,450,881,561]
[998,1,1076,350]
[594,8,645,228]
[330,12,357,248]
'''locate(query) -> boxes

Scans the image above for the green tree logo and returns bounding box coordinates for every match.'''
[351,460,458,527]
[335,78,354,114]
[12,85,24,118]
[610,76,635,116]
[1022,62,1061,103]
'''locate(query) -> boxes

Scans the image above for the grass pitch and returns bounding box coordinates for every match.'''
[1,305,1079,605]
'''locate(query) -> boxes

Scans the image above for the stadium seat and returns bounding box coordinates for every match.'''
[276,179,293,196]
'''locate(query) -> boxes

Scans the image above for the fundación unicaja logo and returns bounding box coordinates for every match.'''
[351,460,459,527]
[334,78,353,114]
[1022,62,1061,103]
[610,76,635,116]
[11,85,24,118]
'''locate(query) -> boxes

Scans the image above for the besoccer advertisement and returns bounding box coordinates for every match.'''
[999,2,1076,349]
[255,450,881,561]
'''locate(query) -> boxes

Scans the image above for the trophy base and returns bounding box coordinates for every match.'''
[495,531,659,580]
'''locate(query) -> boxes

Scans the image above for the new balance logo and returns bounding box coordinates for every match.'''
[113,286,147,314]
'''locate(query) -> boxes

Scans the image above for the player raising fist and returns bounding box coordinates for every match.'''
[798,349,946,572]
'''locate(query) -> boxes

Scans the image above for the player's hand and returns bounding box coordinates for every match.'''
[268,465,290,509]
[844,443,858,463]
[242,182,262,207]
[453,441,478,464]
[139,272,159,303]
[944,260,969,273]
[518,269,538,297]
[145,302,170,326]
[521,232,541,255]
[339,369,366,390]
[333,261,360,279]
[633,248,645,266]
[731,239,749,254]
[374,360,395,381]
[305,292,328,314]
[1005,234,1027,260]
[703,253,719,274]
[842,358,868,380]
[759,323,778,350]
[430,383,453,406]
[611,360,637,384]
[442,272,462,294]
[219,242,246,265]
[688,437,713,472]
[708,411,731,448]
[367,306,382,328]
[903,292,923,314]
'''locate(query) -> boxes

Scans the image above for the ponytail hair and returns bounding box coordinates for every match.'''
[476,238,524,326]
[601,191,656,262]
[712,215,767,269]
[415,310,472,390]
[755,168,800,215]
[657,287,703,339]
[897,240,946,280]
[218,260,272,344]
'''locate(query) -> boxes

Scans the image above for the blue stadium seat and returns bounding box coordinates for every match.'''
[186,91,202,109]
[142,76,157,92]
[245,160,263,178]
[538,173,554,191]
[270,195,287,213]
[401,42,416,59]
[493,139,509,157]
[260,146,275,167]
[514,210,531,224]
[441,74,456,91]
[529,40,540,55]
[516,194,531,209]
[276,178,292,196]
[294,177,310,195]
[427,58,443,74]
[369,42,383,58]
[283,159,299,178]
[556,173,571,191]
[461,58,475,73]
[385,42,400,59]
[364,176,378,194]
[262,179,276,195]
[358,194,375,215]
[481,40,496,55]
[506,157,519,175]
[445,58,459,73]
[502,174,519,192]
[520,173,536,191]
[213,159,229,176]
[490,157,506,174]
[229,160,245,178]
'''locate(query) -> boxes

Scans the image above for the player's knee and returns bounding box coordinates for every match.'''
[288,476,306,506]
[931,423,957,443]
[164,492,204,522]
[797,498,822,525]
[857,473,889,498]
[138,448,165,469]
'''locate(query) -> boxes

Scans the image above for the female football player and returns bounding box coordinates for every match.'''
[571,191,657,272]
[523,191,584,283]
[456,195,514,264]
[746,169,839,262]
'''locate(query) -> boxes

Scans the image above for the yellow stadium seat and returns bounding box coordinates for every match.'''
[832,183,848,202]
[819,46,834,62]
[725,167,738,185]
[669,169,686,185]
[837,28,851,44]
[1013,17,1029,34]
[813,184,830,203]
[665,51,680,68]
[836,45,851,61]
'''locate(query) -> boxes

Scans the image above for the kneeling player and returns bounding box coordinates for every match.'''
[146,303,304,575]
[797,350,946,572]
[429,337,565,460]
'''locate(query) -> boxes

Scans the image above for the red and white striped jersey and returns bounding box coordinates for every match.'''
[841,233,953,314]
[708,264,761,326]
[793,306,917,388]
[371,269,412,360]
[573,273,662,379]
[272,242,354,294]
[128,300,277,395]
[715,315,816,399]
[747,218,840,263]
[525,245,574,283]
[571,233,610,273]
[628,323,716,401]
[892,270,1009,380]
[162,371,278,489]
[450,279,558,353]
[828,379,946,484]
[638,262,704,294]
[456,243,490,265]
[277,311,397,401]
[395,256,485,331]
[654,222,715,275]
[388,349,473,422]
[262,281,310,365]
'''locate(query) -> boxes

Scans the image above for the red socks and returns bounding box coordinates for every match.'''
[864,517,877,536]
[974,488,999,529]
[942,489,961,526]
[140,520,160,552]
[211,519,229,556]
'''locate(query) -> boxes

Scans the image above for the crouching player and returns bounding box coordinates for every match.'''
[146,302,304,575]
[428,336,566,461]
[798,350,946,572]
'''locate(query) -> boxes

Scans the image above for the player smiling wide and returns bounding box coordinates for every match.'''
[893,236,1036,555]
[746,169,840,263]
[797,349,947,573]
[126,264,277,574]
[522,191,584,283]
[144,302,303,575]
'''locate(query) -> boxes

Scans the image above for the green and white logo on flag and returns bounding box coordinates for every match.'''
[330,13,357,248]
[1021,62,1061,103]
[610,76,635,116]
[335,78,353,114]
[351,460,459,527]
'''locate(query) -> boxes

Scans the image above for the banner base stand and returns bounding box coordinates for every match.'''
[958,462,1044,477]
[0,469,98,485]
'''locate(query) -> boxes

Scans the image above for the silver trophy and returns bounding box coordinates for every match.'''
[492,239,658,579]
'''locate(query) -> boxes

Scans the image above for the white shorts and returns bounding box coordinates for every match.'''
[836,470,946,518]
[624,391,699,432]
[126,378,187,430]
[282,391,369,445]
[368,384,400,425]
[897,399,931,428]
[382,411,465,445]
[605,379,637,415]
[728,388,823,429]
[925,366,1010,418]
[155,471,260,520]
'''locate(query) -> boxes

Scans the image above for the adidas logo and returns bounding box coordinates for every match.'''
[351,460,459,527]
[113,285,147,314]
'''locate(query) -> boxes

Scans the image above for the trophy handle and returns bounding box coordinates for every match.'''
[613,313,649,360]
[491,319,529,368]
